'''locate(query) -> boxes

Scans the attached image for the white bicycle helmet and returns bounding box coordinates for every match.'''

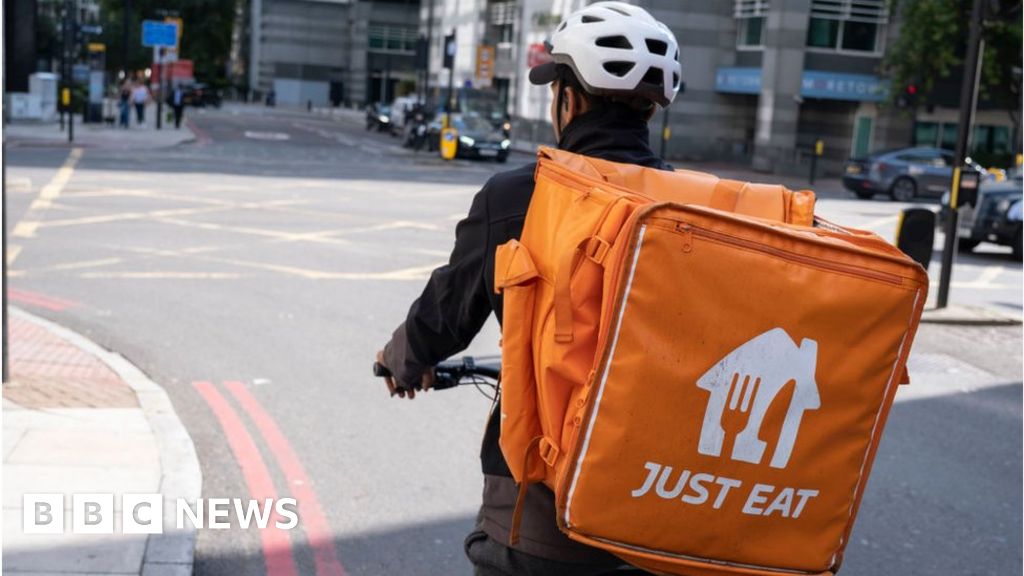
[529,1,681,107]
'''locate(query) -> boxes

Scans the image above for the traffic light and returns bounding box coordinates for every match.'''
[897,84,919,108]
[443,33,456,70]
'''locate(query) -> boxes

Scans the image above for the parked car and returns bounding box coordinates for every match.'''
[181,83,222,108]
[365,103,394,133]
[941,172,1023,258]
[842,147,988,201]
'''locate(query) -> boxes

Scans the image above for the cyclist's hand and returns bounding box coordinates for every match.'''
[375,350,435,399]
[420,368,436,392]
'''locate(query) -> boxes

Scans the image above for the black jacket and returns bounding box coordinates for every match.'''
[383,105,670,564]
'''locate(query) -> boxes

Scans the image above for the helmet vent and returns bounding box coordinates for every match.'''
[558,21,567,31]
[673,72,680,88]
[640,66,664,87]
[581,15,604,23]
[604,5,630,16]
[645,38,668,56]
[595,35,633,50]
[602,61,635,77]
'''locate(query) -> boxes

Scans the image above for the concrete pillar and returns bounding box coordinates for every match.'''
[346,2,371,106]
[248,0,262,96]
[752,0,810,173]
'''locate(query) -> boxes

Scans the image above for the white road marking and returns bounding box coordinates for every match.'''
[154,217,353,246]
[80,271,242,279]
[11,221,40,238]
[855,215,900,231]
[197,255,443,280]
[245,131,290,141]
[28,257,126,273]
[971,266,1004,287]
[340,221,443,234]
[6,245,22,265]
[6,177,32,192]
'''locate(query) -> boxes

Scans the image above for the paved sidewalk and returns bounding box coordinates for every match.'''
[3,307,202,576]
[5,105,197,150]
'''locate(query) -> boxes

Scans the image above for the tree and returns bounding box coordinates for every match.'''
[885,0,1023,158]
[97,0,234,87]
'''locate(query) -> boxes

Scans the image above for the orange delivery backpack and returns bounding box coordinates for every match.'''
[493,147,928,576]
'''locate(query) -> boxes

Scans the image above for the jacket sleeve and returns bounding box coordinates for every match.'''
[382,187,493,389]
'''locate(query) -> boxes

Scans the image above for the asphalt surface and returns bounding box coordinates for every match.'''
[5,104,1022,575]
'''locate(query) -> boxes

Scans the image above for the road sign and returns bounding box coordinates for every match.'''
[163,16,183,61]
[476,45,495,84]
[142,20,178,48]
[87,42,105,53]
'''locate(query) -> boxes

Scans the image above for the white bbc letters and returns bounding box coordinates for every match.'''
[23,494,64,534]
[73,494,114,534]
[123,494,163,534]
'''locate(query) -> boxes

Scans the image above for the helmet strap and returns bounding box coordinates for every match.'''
[555,84,565,144]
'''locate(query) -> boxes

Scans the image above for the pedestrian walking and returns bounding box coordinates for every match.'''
[118,82,131,129]
[132,82,150,127]
[171,84,185,129]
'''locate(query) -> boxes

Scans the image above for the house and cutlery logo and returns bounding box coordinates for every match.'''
[630,328,823,519]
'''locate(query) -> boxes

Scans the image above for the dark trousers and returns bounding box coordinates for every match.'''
[464,528,652,576]
[173,105,184,129]
[134,103,145,124]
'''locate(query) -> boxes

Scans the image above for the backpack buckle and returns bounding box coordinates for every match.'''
[538,437,560,467]
[584,236,610,264]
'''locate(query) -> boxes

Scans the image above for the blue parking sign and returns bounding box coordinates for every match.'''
[142,20,178,48]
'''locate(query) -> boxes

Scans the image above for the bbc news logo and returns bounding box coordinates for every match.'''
[23,494,299,534]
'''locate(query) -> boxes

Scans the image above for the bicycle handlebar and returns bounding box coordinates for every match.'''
[373,356,500,391]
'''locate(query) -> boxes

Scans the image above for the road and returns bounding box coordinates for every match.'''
[5,104,1021,575]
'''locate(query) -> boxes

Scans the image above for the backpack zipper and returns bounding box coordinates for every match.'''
[672,221,904,286]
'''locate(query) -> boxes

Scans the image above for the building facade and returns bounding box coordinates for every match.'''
[421,0,1018,174]
[247,0,420,107]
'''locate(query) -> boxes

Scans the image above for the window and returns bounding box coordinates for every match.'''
[940,124,958,150]
[734,0,768,49]
[368,24,417,54]
[914,122,939,148]
[973,125,1012,155]
[806,0,887,54]
[806,18,839,48]
[738,17,765,47]
[840,19,877,51]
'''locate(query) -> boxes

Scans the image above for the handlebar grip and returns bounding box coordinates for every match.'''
[429,376,460,391]
[373,362,392,378]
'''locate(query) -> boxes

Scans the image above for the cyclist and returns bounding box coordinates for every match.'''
[376,3,680,574]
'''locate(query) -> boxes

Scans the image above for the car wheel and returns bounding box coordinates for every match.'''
[890,177,917,202]
[958,238,980,253]
[854,190,874,200]
[1014,228,1022,261]
[496,152,508,164]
